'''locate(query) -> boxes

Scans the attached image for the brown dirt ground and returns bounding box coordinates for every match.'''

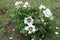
[4,21,30,40]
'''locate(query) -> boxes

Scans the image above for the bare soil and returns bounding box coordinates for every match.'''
[6,21,30,40]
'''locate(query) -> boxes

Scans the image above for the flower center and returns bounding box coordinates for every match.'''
[28,27,33,31]
[27,18,31,23]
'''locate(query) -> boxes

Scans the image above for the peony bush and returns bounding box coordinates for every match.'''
[8,1,59,40]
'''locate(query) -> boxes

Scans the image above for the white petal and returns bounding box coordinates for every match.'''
[31,25,35,28]
[39,5,46,10]
[32,26,36,32]
[25,26,29,30]
[15,1,19,5]
[15,1,23,6]
[24,2,29,5]
[56,27,59,29]
[55,32,59,35]
[45,14,50,17]
[27,23,33,26]
[23,2,30,8]
[32,28,36,31]
[24,18,27,24]
[44,8,51,14]
[19,1,23,4]
[28,31,32,34]
[46,8,51,13]
[32,29,36,33]
[31,38,34,40]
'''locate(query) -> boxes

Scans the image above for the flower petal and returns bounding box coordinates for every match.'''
[28,31,32,34]
[39,5,46,10]
[25,26,29,30]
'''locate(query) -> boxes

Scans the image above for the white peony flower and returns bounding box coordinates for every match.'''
[39,5,46,10]
[23,2,30,8]
[15,1,23,6]
[43,8,52,17]
[15,1,23,9]
[24,16,33,25]
[56,27,59,29]
[55,32,59,35]
[25,25,36,34]
[9,36,13,40]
